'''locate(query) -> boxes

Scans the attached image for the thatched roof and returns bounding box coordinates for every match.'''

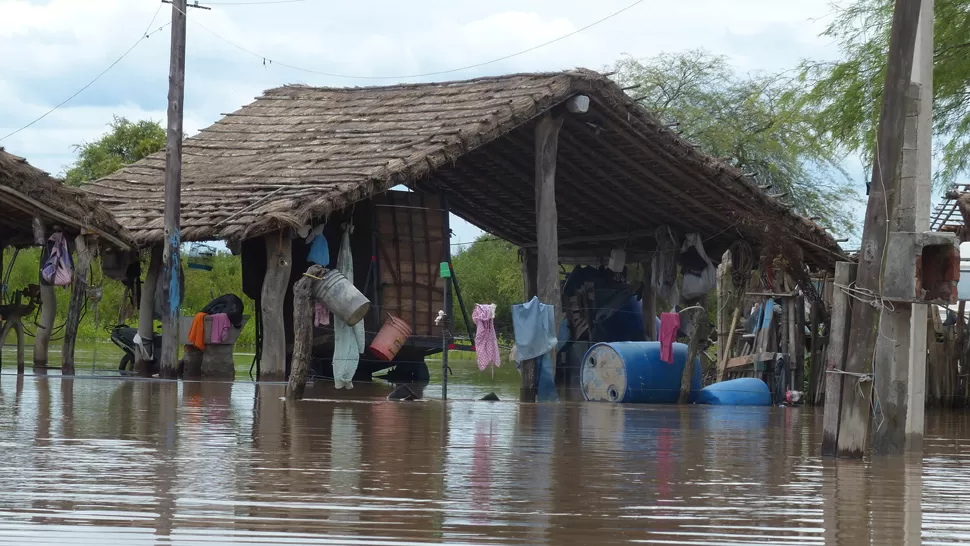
[0,149,131,249]
[84,69,843,267]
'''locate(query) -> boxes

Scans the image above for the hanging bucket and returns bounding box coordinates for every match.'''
[369,314,412,361]
[312,269,371,325]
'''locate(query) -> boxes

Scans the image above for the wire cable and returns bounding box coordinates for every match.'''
[0,5,170,144]
[177,0,645,80]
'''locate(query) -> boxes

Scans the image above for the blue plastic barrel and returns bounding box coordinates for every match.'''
[580,342,702,404]
[696,378,772,406]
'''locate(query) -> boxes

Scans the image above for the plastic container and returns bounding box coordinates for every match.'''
[312,269,371,326]
[369,315,412,361]
[581,341,702,404]
[695,378,772,406]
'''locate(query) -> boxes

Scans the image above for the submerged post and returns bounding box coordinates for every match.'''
[679,306,707,404]
[159,0,188,378]
[62,235,94,376]
[520,249,538,402]
[137,245,162,376]
[286,265,320,400]
[260,230,292,382]
[32,217,54,373]
[836,0,922,458]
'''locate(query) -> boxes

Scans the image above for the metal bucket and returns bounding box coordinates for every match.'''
[312,269,371,326]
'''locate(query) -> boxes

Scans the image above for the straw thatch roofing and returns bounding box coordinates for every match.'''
[0,148,131,249]
[85,69,842,267]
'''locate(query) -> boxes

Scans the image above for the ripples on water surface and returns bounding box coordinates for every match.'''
[0,374,968,545]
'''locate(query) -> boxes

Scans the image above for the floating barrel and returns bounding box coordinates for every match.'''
[696,378,772,406]
[581,342,702,404]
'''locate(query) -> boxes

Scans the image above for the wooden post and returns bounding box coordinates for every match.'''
[534,111,564,320]
[717,307,740,382]
[137,245,162,376]
[62,235,94,376]
[260,230,292,382]
[286,265,320,400]
[836,0,923,458]
[159,0,188,379]
[520,249,537,402]
[822,261,856,456]
[679,307,707,404]
[642,258,657,340]
[808,297,821,404]
[794,293,805,393]
[32,217,54,372]
[716,250,733,365]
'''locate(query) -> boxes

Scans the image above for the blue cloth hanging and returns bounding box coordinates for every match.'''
[307,234,330,267]
[511,296,557,361]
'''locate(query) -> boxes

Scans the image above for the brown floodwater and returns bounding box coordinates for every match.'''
[0,373,968,545]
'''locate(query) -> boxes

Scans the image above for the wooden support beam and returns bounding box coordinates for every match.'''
[679,307,708,404]
[287,265,320,400]
[62,235,94,376]
[718,308,741,380]
[794,292,806,392]
[822,261,857,457]
[717,250,733,366]
[31,217,54,373]
[0,186,130,251]
[808,297,822,405]
[837,0,923,458]
[535,111,564,317]
[520,249,537,402]
[260,230,292,382]
[137,245,162,376]
[642,258,657,341]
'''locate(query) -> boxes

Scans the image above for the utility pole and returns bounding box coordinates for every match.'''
[159,0,207,377]
[831,0,923,458]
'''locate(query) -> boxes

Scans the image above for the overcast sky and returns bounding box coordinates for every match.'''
[0,0,857,245]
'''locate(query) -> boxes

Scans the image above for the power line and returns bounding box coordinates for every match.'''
[182,0,646,80]
[0,5,170,144]
[205,0,306,4]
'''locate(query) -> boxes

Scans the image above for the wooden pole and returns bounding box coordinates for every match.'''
[159,0,188,378]
[520,249,537,402]
[31,217,54,373]
[808,297,822,404]
[535,112,564,323]
[137,245,162,376]
[260,230,292,382]
[717,307,741,382]
[642,258,657,340]
[286,265,320,400]
[716,250,732,366]
[62,235,93,376]
[835,0,923,458]
[822,261,857,456]
[679,307,707,404]
[794,293,806,393]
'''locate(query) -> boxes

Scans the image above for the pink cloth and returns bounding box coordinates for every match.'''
[314,302,330,327]
[472,303,500,372]
[209,313,231,344]
[659,312,680,364]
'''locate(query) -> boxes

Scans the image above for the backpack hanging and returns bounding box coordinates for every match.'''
[41,232,73,287]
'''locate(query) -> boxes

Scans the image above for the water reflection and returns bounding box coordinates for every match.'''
[1,375,970,544]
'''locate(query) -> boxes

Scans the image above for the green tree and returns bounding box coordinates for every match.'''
[64,116,165,185]
[612,50,857,235]
[450,236,523,337]
[800,0,970,186]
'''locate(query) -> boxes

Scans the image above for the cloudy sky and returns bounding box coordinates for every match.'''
[1,0,857,244]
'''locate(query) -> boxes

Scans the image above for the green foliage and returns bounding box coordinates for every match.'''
[1,247,257,350]
[800,0,970,187]
[64,116,165,186]
[612,50,857,235]
[450,236,522,337]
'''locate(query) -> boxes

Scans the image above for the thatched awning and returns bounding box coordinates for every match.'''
[0,149,132,250]
[84,69,843,267]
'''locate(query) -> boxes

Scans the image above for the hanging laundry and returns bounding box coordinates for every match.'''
[472,304,500,372]
[187,312,207,351]
[209,313,231,344]
[651,226,679,306]
[535,352,559,402]
[41,231,74,286]
[332,223,365,389]
[511,296,557,362]
[680,233,716,301]
[307,233,331,267]
[659,312,680,364]
[314,302,331,327]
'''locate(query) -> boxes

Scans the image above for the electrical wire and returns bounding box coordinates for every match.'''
[0,5,170,144]
[175,0,646,80]
[206,0,307,4]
